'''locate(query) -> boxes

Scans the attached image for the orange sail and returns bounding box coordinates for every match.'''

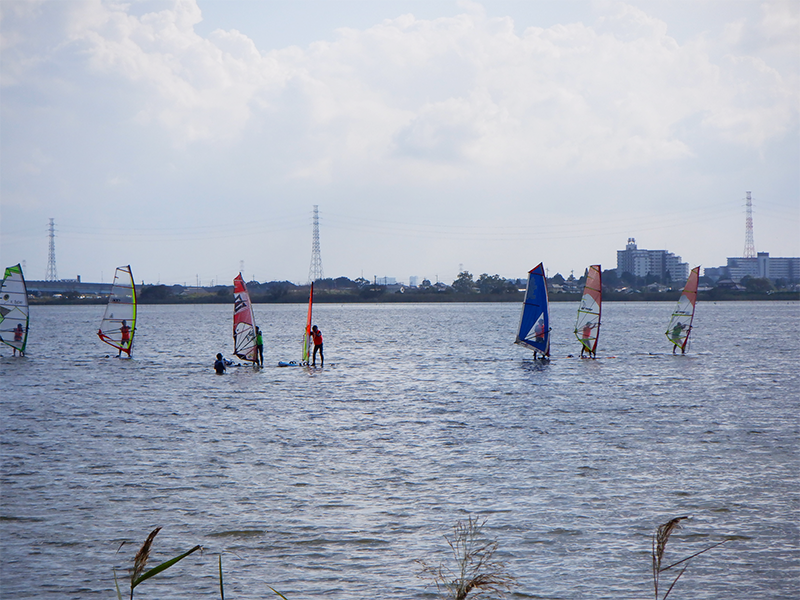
[301,283,314,364]
[233,273,258,363]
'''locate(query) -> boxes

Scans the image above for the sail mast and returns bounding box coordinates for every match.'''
[574,265,602,357]
[515,263,550,357]
[302,282,314,364]
[97,265,136,356]
[233,273,258,364]
[0,264,30,355]
[666,266,700,354]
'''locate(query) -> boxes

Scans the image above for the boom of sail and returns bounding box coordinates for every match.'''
[0,264,30,355]
[666,266,700,353]
[233,273,258,364]
[97,265,137,356]
[574,265,602,357]
[515,263,550,357]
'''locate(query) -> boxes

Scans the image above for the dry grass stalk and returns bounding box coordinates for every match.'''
[132,526,162,586]
[419,516,515,600]
[652,516,727,600]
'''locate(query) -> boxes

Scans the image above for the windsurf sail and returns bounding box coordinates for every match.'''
[97,265,137,356]
[574,265,602,357]
[665,266,700,353]
[515,263,550,357]
[301,282,314,364]
[0,264,30,355]
[233,273,258,364]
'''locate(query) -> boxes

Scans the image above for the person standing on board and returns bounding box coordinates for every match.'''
[670,322,685,355]
[13,323,25,356]
[118,320,131,357]
[311,325,323,367]
[580,323,593,358]
[214,353,227,374]
[255,327,264,367]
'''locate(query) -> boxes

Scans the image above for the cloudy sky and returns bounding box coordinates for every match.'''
[1,0,798,286]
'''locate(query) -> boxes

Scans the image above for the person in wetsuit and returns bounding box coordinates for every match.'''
[311,325,323,367]
[214,353,227,374]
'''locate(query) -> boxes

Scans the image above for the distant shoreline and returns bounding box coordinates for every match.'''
[28,290,800,305]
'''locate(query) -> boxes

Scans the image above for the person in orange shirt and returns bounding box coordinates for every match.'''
[311,325,323,367]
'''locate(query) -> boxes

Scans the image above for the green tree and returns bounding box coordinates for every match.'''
[602,269,619,288]
[452,271,475,293]
[477,273,515,294]
[742,276,773,293]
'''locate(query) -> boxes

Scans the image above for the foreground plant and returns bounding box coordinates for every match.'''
[115,526,202,600]
[652,516,727,599]
[419,516,515,600]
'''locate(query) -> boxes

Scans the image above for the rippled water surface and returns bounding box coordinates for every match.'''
[1,301,798,599]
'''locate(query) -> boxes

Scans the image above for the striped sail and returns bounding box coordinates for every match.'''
[515,263,550,357]
[666,266,700,352]
[574,265,602,356]
[0,264,30,355]
[233,273,258,363]
[98,265,137,356]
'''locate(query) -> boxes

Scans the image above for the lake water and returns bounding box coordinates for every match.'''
[1,301,798,599]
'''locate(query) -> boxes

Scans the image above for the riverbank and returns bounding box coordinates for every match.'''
[28,289,800,305]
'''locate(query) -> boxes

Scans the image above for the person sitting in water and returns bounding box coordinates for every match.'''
[214,353,227,374]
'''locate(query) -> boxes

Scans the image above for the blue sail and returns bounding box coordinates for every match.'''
[515,263,550,356]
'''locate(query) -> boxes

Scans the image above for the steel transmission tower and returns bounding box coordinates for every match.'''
[743,191,756,258]
[308,205,324,283]
[46,218,58,281]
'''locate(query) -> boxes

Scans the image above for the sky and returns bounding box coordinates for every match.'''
[1,0,798,286]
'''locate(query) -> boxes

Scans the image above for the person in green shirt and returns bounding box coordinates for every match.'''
[255,327,264,366]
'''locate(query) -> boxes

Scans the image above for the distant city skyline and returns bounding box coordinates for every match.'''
[2,1,797,285]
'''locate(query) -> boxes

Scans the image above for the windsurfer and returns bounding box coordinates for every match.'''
[13,323,24,356]
[119,320,131,357]
[580,323,593,358]
[670,322,685,354]
[311,325,323,367]
[214,353,226,374]
[255,327,264,366]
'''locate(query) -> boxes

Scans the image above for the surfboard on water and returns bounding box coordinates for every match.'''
[514,263,550,359]
[0,264,29,356]
[233,273,259,368]
[574,264,601,358]
[665,266,700,354]
[97,265,136,357]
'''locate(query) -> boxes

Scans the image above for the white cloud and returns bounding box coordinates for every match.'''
[1,0,797,283]
[31,0,792,175]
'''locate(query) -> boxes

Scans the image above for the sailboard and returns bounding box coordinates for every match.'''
[515,263,550,358]
[97,265,137,357]
[233,273,259,366]
[665,266,700,354]
[0,264,30,356]
[574,265,602,358]
[278,283,314,367]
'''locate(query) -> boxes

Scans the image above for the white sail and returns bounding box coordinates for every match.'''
[97,266,137,356]
[0,264,30,355]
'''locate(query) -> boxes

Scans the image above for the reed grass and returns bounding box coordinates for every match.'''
[115,527,202,600]
[652,516,728,599]
[419,515,515,600]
